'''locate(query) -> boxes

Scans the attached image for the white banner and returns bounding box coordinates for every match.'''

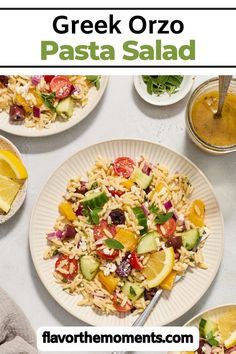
[0,7,236,74]
[37,326,199,352]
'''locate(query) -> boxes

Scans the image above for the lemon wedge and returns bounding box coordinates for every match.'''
[0,150,28,179]
[0,175,21,213]
[142,247,175,288]
[218,309,236,349]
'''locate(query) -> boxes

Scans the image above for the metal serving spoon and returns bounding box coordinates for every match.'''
[214,75,232,118]
[111,275,182,354]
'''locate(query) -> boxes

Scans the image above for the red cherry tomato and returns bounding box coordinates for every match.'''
[107,186,125,197]
[113,294,133,313]
[114,157,135,178]
[93,220,116,241]
[44,75,55,83]
[130,251,143,270]
[50,76,72,99]
[55,255,78,280]
[157,217,176,238]
[96,248,119,261]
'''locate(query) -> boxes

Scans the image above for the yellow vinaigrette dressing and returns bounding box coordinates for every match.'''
[192,90,236,146]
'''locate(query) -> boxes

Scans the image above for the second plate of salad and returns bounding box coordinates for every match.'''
[0,75,108,137]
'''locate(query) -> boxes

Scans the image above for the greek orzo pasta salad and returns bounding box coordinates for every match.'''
[44,156,209,315]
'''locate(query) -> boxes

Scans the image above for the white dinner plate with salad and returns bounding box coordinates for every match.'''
[0,75,108,137]
[169,304,236,354]
[134,75,195,106]
[29,139,223,326]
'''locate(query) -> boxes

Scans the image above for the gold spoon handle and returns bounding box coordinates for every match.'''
[215,75,232,117]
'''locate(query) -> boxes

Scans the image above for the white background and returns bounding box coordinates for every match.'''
[0,75,236,354]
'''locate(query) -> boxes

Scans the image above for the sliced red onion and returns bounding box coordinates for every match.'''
[141,204,149,216]
[92,292,106,299]
[75,204,83,216]
[55,230,63,239]
[31,75,41,86]
[33,106,40,118]
[164,200,173,210]
[71,85,81,95]
[47,232,56,241]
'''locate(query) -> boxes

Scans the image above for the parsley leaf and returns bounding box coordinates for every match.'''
[41,92,56,111]
[86,75,101,90]
[155,212,173,224]
[206,331,219,347]
[82,206,101,225]
[105,239,124,250]
[149,203,159,214]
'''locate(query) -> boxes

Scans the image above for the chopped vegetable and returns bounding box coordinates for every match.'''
[113,157,135,178]
[9,105,25,122]
[98,271,119,293]
[109,208,125,225]
[59,201,76,221]
[105,238,124,250]
[55,255,78,281]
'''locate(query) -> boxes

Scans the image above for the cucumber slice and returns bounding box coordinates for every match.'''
[132,206,148,235]
[82,191,108,209]
[137,231,158,255]
[56,97,76,119]
[199,318,218,339]
[181,228,200,251]
[131,168,152,190]
[80,255,100,281]
[122,281,145,302]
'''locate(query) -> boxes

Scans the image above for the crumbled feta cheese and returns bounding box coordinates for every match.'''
[103,248,111,255]
[79,238,87,252]
[16,83,31,99]
[131,186,140,194]
[103,262,117,276]
[178,213,185,222]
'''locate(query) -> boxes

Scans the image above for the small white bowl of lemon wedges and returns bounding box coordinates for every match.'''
[0,135,28,224]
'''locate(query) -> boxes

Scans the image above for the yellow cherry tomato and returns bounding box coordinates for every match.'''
[98,271,119,294]
[114,228,138,251]
[59,201,76,221]
[188,200,205,227]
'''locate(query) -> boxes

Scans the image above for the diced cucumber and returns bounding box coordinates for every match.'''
[181,228,200,251]
[122,281,145,302]
[80,255,100,281]
[56,97,76,119]
[137,231,158,255]
[131,168,152,190]
[132,206,148,235]
[82,191,108,209]
[199,318,218,339]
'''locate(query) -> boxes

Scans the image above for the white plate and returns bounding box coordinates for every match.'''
[169,304,236,354]
[0,76,108,137]
[0,135,27,224]
[134,76,195,106]
[29,139,224,326]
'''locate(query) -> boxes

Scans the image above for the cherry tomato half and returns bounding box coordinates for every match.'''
[113,294,133,313]
[50,76,72,99]
[93,220,116,241]
[114,157,135,178]
[55,255,78,280]
[157,217,176,238]
[96,248,119,261]
[106,186,125,197]
[44,75,55,83]
[130,251,143,270]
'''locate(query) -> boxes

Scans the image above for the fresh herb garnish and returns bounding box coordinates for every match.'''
[149,203,159,214]
[130,286,136,296]
[90,182,98,190]
[142,75,183,97]
[105,239,124,250]
[82,207,101,225]
[86,75,101,90]
[41,92,56,111]
[155,212,173,224]
[206,331,219,347]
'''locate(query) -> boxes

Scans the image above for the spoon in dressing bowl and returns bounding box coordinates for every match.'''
[214,75,232,118]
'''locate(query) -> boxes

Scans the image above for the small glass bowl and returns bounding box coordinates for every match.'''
[186,77,236,154]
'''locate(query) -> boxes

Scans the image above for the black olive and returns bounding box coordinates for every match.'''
[109,208,125,225]
[144,288,158,301]
[9,105,25,122]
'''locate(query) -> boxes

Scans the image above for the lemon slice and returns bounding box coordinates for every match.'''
[0,150,28,179]
[218,309,236,349]
[142,247,175,288]
[0,175,21,213]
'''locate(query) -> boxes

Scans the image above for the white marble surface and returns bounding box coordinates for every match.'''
[0,76,235,354]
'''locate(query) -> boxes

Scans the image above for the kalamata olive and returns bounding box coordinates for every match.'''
[0,75,9,87]
[75,204,83,216]
[109,208,125,225]
[9,105,25,122]
[116,259,131,278]
[76,181,88,195]
[63,224,77,239]
[144,288,158,301]
[167,235,182,251]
